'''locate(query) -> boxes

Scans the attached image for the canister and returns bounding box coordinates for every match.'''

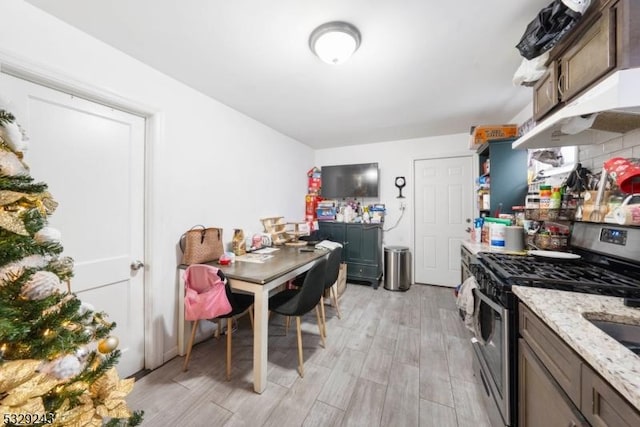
[505,226,525,251]
[490,223,506,248]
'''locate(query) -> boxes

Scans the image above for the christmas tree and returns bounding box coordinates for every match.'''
[0,108,142,426]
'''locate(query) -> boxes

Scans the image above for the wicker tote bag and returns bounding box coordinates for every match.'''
[180,225,224,265]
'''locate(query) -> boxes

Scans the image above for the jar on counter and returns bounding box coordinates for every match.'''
[549,187,562,209]
[481,222,491,244]
[513,206,526,226]
[539,185,552,209]
[605,194,625,223]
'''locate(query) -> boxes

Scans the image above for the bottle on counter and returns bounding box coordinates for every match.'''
[232,228,246,256]
[473,218,484,243]
[550,187,562,209]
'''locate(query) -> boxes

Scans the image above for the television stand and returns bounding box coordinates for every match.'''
[316,222,382,289]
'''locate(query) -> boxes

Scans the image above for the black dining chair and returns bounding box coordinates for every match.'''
[269,258,327,378]
[182,264,254,380]
[291,247,343,337]
[318,247,343,338]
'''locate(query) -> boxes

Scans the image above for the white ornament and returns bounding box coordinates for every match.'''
[20,271,62,300]
[0,119,29,152]
[78,301,95,317]
[0,255,47,283]
[20,255,48,269]
[40,355,83,380]
[35,227,62,244]
[0,149,29,176]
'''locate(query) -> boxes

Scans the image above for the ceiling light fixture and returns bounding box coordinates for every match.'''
[309,21,361,65]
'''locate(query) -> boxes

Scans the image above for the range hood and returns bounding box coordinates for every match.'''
[513,68,640,150]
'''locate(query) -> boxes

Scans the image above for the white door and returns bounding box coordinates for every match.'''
[414,156,473,287]
[1,73,146,377]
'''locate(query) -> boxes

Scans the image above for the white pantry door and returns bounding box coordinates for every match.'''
[1,73,146,377]
[414,156,473,287]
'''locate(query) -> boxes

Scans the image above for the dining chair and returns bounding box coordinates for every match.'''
[269,258,327,378]
[318,246,343,338]
[291,247,343,325]
[182,264,254,380]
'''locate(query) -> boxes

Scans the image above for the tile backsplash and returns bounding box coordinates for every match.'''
[578,128,640,172]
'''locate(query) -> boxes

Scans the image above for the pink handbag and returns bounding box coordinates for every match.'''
[184,264,232,321]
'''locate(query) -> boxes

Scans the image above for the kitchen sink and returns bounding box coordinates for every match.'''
[587,318,640,356]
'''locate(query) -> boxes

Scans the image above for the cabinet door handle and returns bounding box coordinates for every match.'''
[545,79,552,101]
[557,72,565,99]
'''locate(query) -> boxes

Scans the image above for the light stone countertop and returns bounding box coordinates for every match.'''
[461,239,527,256]
[513,286,640,411]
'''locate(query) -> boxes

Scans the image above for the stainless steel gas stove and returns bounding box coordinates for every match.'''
[469,222,640,427]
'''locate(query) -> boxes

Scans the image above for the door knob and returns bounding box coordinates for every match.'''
[130,260,144,271]
[466,218,471,223]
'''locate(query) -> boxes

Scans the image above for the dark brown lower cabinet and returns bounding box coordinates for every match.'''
[518,302,640,427]
[519,339,589,427]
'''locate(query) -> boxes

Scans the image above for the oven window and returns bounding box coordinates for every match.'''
[477,294,504,399]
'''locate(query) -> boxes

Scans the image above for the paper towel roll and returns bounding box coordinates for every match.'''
[504,226,525,251]
[614,204,640,225]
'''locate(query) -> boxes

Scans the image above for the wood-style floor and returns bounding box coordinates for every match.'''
[126,283,492,427]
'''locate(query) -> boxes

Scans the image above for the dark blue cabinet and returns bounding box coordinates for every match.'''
[318,222,382,289]
[479,139,528,215]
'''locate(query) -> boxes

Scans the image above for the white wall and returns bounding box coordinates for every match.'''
[578,128,640,172]
[0,0,313,364]
[314,133,473,250]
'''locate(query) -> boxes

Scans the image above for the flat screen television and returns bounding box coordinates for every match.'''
[321,163,379,198]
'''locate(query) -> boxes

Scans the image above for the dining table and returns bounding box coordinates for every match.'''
[177,245,328,393]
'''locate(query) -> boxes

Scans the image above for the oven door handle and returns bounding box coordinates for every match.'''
[474,288,507,315]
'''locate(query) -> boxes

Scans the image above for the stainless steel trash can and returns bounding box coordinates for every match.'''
[383,246,411,291]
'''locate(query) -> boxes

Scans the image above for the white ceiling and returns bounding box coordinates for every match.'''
[25,0,550,149]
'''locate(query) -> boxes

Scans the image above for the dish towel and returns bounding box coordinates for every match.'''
[456,276,483,342]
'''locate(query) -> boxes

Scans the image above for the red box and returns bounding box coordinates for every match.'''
[305,194,322,217]
[308,167,321,194]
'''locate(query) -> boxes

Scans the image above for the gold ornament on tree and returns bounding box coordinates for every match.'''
[97,336,119,354]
